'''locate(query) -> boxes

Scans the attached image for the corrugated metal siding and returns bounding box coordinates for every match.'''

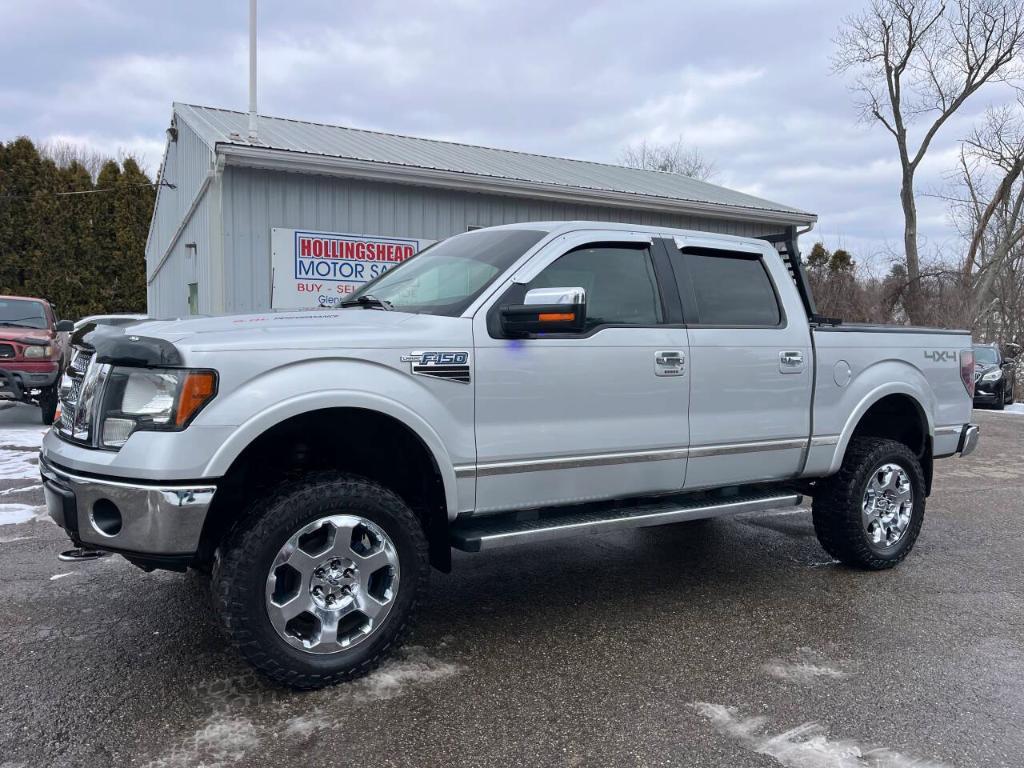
[145,119,215,290]
[176,103,812,220]
[148,194,212,318]
[220,166,781,314]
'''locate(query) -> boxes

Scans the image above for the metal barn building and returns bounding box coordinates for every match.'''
[145,103,816,317]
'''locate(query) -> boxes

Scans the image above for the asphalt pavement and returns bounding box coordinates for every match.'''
[0,402,1021,767]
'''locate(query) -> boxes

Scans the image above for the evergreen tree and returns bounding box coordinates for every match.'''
[0,137,154,319]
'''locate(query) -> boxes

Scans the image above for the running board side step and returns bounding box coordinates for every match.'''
[450,490,802,552]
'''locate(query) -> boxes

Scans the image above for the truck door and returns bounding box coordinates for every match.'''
[664,238,812,490]
[471,232,690,515]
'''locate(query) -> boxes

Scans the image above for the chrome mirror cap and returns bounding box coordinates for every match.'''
[523,286,586,306]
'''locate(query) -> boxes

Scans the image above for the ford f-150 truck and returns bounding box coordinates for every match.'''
[40,222,980,688]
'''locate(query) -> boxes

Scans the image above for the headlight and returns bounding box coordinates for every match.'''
[99,367,217,448]
[24,345,52,358]
[981,369,1003,382]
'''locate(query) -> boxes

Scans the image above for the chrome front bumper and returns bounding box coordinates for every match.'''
[39,457,216,555]
[958,423,980,457]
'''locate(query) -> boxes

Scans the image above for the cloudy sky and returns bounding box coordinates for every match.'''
[2,0,1018,266]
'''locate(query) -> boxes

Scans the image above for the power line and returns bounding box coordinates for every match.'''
[0,180,175,201]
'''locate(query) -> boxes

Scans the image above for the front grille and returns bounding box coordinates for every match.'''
[0,344,14,359]
[58,348,95,438]
[71,350,92,374]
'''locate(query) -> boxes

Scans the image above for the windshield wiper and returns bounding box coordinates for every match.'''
[0,321,41,329]
[339,294,394,311]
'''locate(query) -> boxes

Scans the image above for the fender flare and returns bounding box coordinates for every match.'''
[827,381,934,475]
[203,390,460,516]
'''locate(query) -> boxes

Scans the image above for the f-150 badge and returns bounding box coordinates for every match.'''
[400,351,471,384]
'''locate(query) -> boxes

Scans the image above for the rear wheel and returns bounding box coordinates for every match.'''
[212,472,429,689]
[812,437,925,570]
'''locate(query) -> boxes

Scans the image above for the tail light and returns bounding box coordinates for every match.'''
[960,349,975,397]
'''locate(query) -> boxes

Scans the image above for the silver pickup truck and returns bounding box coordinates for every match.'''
[40,221,980,688]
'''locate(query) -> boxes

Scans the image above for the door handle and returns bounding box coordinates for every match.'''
[779,350,805,373]
[655,351,685,376]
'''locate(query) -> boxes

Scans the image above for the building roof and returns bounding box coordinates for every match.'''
[173,103,815,226]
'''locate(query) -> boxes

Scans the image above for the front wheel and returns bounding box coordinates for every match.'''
[993,383,1006,410]
[39,385,58,425]
[213,472,429,689]
[811,437,925,570]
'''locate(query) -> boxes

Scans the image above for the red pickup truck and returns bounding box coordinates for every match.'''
[0,295,72,423]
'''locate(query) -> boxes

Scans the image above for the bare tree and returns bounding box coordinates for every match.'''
[947,102,1024,338]
[620,138,717,181]
[38,140,109,181]
[834,0,1024,324]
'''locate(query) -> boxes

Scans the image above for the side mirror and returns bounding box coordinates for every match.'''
[55,320,74,332]
[500,287,587,337]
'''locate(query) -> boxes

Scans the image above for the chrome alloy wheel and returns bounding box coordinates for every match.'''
[265,515,400,654]
[862,463,914,548]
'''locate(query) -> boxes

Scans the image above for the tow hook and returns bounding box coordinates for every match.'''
[58,547,111,562]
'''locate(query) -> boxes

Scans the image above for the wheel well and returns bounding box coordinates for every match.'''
[196,408,451,572]
[849,393,933,495]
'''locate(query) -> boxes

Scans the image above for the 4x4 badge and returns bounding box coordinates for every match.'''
[400,351,471,384]
[923,350,956,363]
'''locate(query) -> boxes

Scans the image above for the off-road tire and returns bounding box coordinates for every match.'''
[212,472,429,689]
[811,437,925,570]
[39,385,58,425]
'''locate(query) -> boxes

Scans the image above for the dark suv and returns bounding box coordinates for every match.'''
[973,344,1016,410]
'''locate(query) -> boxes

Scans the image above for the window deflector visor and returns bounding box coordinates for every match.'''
[511,232,653,284]
[673,236,765,256]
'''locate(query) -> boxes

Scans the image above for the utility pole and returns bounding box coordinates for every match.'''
[248,0,258,140]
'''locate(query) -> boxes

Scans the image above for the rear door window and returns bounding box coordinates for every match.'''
[674,248,781,327]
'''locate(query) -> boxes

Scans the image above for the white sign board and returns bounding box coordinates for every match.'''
[271,228,432,309]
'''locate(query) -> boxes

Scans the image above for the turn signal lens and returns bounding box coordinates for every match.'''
[960,349,975,397]
[175,371,217,426]
[538,312,575,322]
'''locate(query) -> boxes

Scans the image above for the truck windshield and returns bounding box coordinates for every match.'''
[0,298,48,329]
[346,228,547,316]
[974,346,999,365]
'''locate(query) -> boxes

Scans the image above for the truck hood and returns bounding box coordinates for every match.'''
[0,327,53,345]
[77,308,474,362]
[130,309,416,344]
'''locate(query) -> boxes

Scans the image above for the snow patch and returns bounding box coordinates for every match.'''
[0,424,50,448]
[986,403,1024,415]
[282,647,460,738]
[282,714,332,739]
[692,703,947,768]
[0,503,44,526]
[142,713,259,768]
[764,661,849,684]
[0,484,42,496]
[150,648,459,766]
[356,647,460,702]
[0,450,41,481]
